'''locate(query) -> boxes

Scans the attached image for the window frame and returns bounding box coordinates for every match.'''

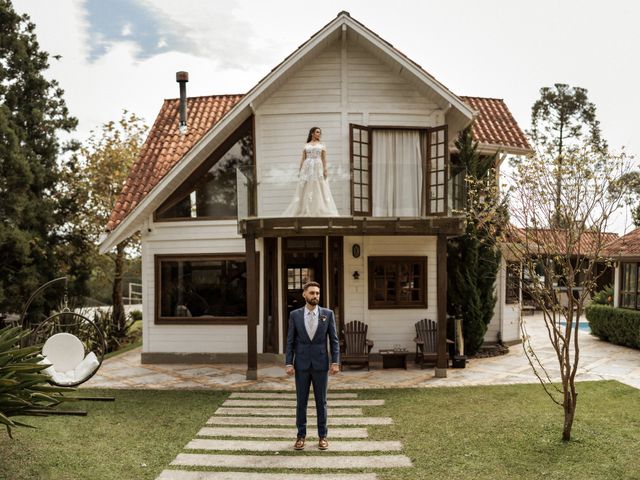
[367,256,428,309]
[154,253,252,325]
[505,261,521,305]
[349,123,449,217]
[620,261,640,310]
[154,117,256,222]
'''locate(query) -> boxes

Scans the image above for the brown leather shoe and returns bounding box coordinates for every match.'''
[318,437,329,450]
[294,437,305,450]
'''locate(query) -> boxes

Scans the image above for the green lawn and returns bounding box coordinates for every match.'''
[1,381,638,480]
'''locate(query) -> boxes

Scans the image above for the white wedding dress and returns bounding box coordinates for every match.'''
[282,143,339,217]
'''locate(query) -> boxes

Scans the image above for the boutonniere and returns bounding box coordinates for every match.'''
[320,315,327,322]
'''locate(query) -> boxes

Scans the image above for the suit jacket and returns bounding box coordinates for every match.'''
[285,306,340,371]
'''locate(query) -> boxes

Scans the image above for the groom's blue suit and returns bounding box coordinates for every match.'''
[285,306,340,439]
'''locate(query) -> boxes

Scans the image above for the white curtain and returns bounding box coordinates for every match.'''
[372,130,423,216]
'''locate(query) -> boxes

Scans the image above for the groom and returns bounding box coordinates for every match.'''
[285,281,340,451]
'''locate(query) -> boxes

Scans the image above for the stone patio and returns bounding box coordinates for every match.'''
[82,312,640,391]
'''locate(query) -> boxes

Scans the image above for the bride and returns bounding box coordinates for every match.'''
[282,127,339,217]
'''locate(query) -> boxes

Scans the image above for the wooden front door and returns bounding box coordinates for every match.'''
[282,237,325,351]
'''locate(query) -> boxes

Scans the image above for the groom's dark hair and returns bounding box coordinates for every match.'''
[303,281,321,291]
[306,127,321,143]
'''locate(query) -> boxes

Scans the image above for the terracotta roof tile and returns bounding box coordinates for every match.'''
[459,96,531,153]
[512,227,618,256]
[106,94,243,231]
[603,228,640,257]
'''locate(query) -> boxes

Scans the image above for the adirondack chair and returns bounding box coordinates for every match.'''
[340,320,374,371]
[413,318,452,368]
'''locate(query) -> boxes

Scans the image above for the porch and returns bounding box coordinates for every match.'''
[241,216,465,381]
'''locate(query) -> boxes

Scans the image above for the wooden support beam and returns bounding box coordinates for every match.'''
[245,234,258,380]
[435,233,448,378]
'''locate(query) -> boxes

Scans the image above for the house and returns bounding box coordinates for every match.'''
[99,12,531,379]
[604,228,640,309]
[501,227,618,318]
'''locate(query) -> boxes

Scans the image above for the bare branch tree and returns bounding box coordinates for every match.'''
[499,146,631,441]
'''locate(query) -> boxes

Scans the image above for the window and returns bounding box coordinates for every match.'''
[349,124,449,217]
[620,262,640,310]
[368,257,427,309]
[350,124,371,215]
[156,120,254,220]
[155,255,247,324]
[505,262,521,304]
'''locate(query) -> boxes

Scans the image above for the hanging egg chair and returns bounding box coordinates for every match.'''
[32,308,107,387]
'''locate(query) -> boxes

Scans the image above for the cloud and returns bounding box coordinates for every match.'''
[82,0,272,69]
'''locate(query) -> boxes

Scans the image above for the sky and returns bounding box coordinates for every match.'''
[12,0,640,233]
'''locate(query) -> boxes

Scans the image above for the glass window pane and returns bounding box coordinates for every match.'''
[361,143,368,158]
[362,130,368,143]
[160,258,247,318]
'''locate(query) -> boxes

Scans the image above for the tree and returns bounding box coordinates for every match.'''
[67,111,147,342]
[0,1,89,315]
[529,84,607,227]
[447,126,504,355]
[500,146,631,441]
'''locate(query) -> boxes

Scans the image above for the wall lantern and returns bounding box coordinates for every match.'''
[352,271,360,280]
[352,244,361,258]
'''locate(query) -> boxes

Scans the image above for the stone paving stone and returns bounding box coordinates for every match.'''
[229,393,358,399]
[207,416,393,426]
[185,439,402,452]
[214,407,363,416]
[171,453,412,469]
[197,427,369,438]
[223,400,384,407]
[156,471,379,480]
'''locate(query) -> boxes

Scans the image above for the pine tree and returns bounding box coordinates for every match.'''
[447,126,503,355]
[0,1,86,314]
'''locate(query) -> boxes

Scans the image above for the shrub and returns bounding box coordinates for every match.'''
[90,308,139,353]
[592,285,614,306]
[0,326,72,437]
[585,304,640,349]
[129,309,142,322]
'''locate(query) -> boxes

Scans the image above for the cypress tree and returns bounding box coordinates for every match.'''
[0,1,85,314]
[447,126,503,355]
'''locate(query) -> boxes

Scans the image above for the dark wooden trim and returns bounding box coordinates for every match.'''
[367,256,428,309]
[155,116,254,221]
[436,234,448,370]
[154,253,250,325]
[245,234,258,378]
[349,124,372,216]
[262,237,279,353]
[619,261,640,310]
[328,236,345,335]
[240,216,465,238]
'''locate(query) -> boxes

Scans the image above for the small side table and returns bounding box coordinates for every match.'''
[379,349,409,369]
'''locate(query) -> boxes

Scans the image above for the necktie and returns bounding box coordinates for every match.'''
[307,310,317,340]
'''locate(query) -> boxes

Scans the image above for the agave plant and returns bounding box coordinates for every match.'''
[0,325,72,438]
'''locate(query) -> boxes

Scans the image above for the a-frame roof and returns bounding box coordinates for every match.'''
[100,11,528,252]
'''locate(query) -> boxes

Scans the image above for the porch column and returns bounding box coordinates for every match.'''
[245,233,258,380]
[435,233,448,378]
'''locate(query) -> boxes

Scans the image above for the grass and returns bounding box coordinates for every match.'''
[1,381,638,479]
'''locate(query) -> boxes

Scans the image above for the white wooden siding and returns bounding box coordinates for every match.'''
[140,222,263,354]
[342,236,438,351]
[256,35,441,219]
[487,257,520,344]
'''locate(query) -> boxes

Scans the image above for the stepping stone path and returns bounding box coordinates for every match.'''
[157,391,411,480]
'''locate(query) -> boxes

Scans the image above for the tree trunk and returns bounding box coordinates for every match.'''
[112,241,126,337]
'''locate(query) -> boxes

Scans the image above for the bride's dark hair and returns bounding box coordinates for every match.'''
[306,127,321,143]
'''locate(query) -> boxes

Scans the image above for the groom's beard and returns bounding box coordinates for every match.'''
[306,297,319,306]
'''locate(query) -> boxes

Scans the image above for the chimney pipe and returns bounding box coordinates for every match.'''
[176,71,189,134]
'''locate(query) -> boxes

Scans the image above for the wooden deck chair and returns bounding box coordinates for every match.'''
[413,318,453,368]
[340,320,374,371]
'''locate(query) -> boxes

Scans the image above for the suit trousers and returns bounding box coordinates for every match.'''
[295,368,328,438]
